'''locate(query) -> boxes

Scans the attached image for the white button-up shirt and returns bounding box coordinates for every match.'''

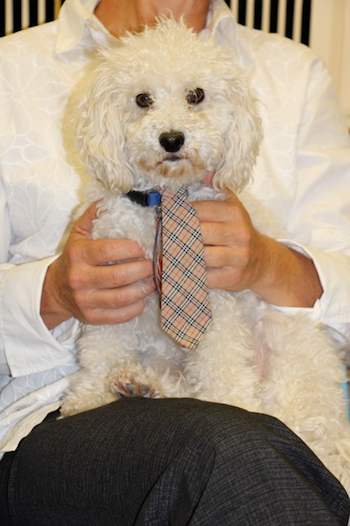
[0,0,350,456]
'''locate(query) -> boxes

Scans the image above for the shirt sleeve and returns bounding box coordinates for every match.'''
[275,58,350,340]
[0,178,80,378]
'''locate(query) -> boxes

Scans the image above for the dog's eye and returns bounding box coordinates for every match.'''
[135,92,153,108]
[186,88,205,105]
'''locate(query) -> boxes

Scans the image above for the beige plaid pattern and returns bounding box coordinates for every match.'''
[160,187,212,350]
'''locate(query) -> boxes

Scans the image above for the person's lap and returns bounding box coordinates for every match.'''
[0,398,349,525]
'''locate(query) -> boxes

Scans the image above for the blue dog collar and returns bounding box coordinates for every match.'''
[125,189,161,207]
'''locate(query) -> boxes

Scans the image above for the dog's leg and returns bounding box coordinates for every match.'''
[60,369,119,417]
[184,293,261,412]
[107,300,187,399]
[60,323,141,416]
[258,310,350,493]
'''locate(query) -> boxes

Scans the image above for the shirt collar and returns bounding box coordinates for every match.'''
[56,0,238,56]
[56,0,99,54]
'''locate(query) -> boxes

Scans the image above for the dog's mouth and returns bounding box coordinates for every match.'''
[162,154,183,163]
[138,152,206,184]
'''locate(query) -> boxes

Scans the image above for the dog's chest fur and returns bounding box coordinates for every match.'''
[91,195,157,257]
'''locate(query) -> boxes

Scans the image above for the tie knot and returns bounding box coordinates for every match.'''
[162,186,188,206]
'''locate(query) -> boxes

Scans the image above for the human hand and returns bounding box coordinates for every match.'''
[193,192,322,307]
[40,203,155,329]
[192,193,266,292]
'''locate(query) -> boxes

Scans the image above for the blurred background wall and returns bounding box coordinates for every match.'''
[0,0,349,123]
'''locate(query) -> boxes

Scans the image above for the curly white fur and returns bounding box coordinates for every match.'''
[61,19,350,492]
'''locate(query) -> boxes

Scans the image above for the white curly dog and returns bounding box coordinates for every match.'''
[61,19,350,490]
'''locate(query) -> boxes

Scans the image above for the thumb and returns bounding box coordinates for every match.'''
[71,202,98,238]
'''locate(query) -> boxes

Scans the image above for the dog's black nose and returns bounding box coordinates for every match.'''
[159,131,185,153]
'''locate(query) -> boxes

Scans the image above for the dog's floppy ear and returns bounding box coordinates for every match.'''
[214,75,263,194]
[74,60,134,193]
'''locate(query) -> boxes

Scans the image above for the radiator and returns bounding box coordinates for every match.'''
[1,0,63,35]
[0,0,311,44]
[231,0,311,44]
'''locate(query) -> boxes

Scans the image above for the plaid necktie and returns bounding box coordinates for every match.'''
[158,187,212,350]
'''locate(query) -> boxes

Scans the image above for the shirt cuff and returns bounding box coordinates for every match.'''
[0,257,80,377]
[273,240,350,331]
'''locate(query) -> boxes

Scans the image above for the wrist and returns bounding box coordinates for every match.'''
[40,259,72,330]
[249,235,323,308]
[248,233,273,292]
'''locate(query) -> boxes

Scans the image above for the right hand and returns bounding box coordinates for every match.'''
[40,203,155,329]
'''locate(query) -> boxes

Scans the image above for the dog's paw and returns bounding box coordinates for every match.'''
[109,368,162,399]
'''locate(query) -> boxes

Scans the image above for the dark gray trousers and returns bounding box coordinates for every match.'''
[0,398,349,525]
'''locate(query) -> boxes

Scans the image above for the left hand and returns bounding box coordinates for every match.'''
[192,192,323,307]
[192,192,266,292]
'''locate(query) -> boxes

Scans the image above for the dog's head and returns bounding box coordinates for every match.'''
[75,18,262,194]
